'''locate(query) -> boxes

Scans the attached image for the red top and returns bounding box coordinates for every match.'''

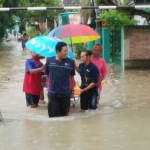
[23,58,43,95]
[90,57,107,90]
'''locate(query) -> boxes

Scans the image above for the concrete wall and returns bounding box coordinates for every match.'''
[124,26,150,69]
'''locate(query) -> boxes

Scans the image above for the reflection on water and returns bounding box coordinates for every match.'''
[0,36,150,150]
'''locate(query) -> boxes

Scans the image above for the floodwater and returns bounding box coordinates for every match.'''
[0,35,150,150]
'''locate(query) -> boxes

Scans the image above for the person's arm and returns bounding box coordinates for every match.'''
[46,75,49,83]
[82,83,96,92]
[25,60,45,74]
[70,76,75,89]
[45,58,50,76]
[70,60,76,93]
[96,60,107,86]
[74,61,79,73]
[45,58,50,89]
[97,76,104,84]
[70,76,75,98]
[106,66,114,84]
[29,65,45,74]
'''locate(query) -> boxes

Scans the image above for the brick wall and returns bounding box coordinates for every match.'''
[128,26,150,60]
[124,26,150,69]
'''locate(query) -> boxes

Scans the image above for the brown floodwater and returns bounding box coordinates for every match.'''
[0,35,150,150]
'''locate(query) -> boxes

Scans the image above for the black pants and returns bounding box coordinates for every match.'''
[48,96,70,117]
[80,89,97,110]
[25,93,39,106]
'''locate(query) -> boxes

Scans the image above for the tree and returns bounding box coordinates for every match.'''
[0,0,18,40]
[80,0,93,24]
[97,10,137,29]
[24,0,62,25]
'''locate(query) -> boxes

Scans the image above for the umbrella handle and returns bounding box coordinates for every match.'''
[70,37,73,52]
[70,45,73,52]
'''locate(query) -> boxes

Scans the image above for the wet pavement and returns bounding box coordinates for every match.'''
[0,35,150,150]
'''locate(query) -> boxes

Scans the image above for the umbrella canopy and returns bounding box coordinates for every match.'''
[47,24,100,44]
[25,36,74,58]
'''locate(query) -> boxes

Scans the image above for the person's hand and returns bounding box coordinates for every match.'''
[70,93,74,98]
[81,89,84,94]
[41,75,47,82]
[40,64,46,71]
[81,88,87,94]
[96,81,101,86]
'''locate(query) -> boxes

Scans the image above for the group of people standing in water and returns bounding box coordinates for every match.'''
[22,42,108,118]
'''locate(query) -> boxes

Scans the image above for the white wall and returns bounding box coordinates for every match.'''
[134,15,147,25]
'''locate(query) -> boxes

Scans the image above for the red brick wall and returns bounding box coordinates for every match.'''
[129,27,150,60]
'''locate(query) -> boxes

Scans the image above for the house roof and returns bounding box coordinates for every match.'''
[124,1,150,20]
[117,7,150,20]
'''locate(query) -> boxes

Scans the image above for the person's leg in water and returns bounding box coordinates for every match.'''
[25,93,37,108]
[80,91,89,111]
[32,94,40,107]
[59,96,70,116]
[97,89,101,106]
[39,78,47,104]
[48,94,51,103]
[22,45,25,51]
[22,41,26,51]
[89,90,97,110]
[48,96,60,117]
[39,85,46,104]
[23,46,26,51]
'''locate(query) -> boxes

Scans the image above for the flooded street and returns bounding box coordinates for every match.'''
[0,35,150,150]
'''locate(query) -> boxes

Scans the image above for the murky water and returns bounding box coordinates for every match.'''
[0,35,150,150]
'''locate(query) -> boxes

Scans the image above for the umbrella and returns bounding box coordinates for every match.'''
[47,24,100,45]
[25,36,74,59]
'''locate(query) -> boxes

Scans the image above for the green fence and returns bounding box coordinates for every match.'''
[86,28,123,67]
[110,29,121,66]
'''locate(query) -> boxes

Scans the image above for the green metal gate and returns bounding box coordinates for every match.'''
[110,29,121,66]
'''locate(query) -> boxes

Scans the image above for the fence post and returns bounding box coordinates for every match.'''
[121,28,124,70]
[102,28,110,63]
[87,41,95,50]
[95,28,102,44]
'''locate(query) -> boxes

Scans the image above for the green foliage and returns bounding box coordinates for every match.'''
[97,10,137,29]
[24,0,62,23]
[26,26,50,38]
[74,43,85,59]
[0,11,15,39]
[41,29,50,35]
[0,0,2,7]
[0,0,62,41]
[122,0,129,5]
[0,0,21,39]
[96,0,104,4]
[25,26,39,38]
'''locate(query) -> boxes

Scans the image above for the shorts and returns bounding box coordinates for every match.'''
[48,96,70,117]
[25,93,40,106]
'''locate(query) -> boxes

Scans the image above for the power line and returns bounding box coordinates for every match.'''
[0,5,150,11]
